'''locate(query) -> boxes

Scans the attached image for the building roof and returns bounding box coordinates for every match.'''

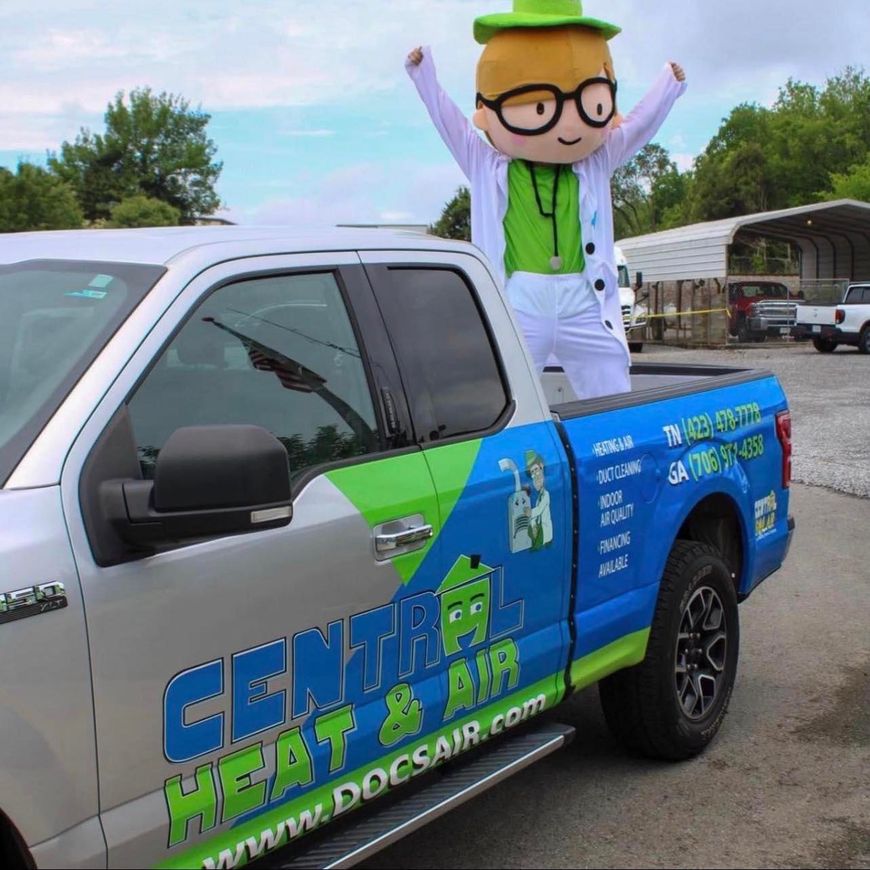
[617,199,870,282]
[0,225,468,269]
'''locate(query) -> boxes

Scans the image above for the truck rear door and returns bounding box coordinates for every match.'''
[62,253,451,869]
[361,250,574,741]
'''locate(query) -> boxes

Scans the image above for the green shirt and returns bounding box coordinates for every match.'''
[503,161,584,278]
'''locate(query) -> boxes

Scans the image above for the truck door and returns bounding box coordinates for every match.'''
[361,251,573,741]
[61,254,446,869]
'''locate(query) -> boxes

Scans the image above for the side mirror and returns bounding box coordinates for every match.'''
[106,425,292,548]
[634,271,644,290]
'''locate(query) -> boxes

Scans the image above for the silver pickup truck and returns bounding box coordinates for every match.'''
[0,227,794,869]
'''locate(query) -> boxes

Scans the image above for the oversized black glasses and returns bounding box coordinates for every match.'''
[476,77,618,136]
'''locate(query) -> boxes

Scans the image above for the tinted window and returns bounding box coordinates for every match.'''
[128,272,379,480]
[0,260,164,486]
[372,267,509,442]
[740,284,788,300]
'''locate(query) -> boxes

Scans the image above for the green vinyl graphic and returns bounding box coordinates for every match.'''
[157,673,563,870]
[326,441,481,584]
[569,628,650,691]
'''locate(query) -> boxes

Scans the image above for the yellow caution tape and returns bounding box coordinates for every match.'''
[641,307,730,320]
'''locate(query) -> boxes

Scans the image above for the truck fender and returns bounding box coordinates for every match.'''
[637,475,752,609]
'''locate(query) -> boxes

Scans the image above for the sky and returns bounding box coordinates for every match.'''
[1,0,868,227]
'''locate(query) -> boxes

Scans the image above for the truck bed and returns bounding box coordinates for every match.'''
[544,363,770,414]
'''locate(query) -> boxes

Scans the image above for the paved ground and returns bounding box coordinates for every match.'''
[368,344,869,870]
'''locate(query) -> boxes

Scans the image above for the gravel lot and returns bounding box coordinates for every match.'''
[368,342,870,870]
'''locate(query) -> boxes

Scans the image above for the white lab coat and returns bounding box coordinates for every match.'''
[406,48,687,367]
[529,488,553,547]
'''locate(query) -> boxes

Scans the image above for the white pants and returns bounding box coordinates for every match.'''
[507,271,631,401]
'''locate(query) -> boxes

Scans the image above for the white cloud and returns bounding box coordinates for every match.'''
[277,128,336,138]
[0,0,482,149]
[226,158,465,226]
[672,152,697,173]
[3,0,867,216]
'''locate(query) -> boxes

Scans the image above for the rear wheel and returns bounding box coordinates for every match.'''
[859,327,870,355]
[599,541,739,760]
[813,337,838,353]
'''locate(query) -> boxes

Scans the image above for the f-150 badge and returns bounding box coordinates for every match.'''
[0,582,67,625]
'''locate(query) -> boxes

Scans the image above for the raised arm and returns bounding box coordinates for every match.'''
[604,62,688,174]
[406,45,495,181]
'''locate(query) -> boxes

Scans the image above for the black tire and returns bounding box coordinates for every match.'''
[629,342,644,354]
[813,337,838,353]
[736,318,751,343]
[599,541,739,761]
[859,327,870,355]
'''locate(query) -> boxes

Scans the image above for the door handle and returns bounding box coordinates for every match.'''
[375,524,434,554]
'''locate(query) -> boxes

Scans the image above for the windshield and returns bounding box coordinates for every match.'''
[0,260,165,486]
[618,265,630,289]
[740,283,789,300]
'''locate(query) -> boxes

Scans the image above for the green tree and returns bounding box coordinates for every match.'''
[827,157,870,202]
[108,194,181,228]
[0,162,83,232]
[50,88,222,223]
[430,186,471,241]
[683,66,870,222]
[612,143,685,238]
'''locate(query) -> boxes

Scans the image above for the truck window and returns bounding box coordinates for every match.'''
[370,267,509,442]
[127,272,380,480]
[0,260,164,487]
[618,265,630,288]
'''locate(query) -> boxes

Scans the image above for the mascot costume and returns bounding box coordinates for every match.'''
[407,0,686,399]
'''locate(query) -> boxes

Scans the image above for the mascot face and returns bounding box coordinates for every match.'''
[473,26,617,164]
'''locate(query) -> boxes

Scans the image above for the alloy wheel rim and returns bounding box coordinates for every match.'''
[674,586,727,720]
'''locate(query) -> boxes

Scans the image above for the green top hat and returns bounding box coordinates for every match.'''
[474,0,621,45]
[525,450,545,471]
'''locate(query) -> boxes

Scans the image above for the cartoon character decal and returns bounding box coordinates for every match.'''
[499,451,554,552]
[499,458,533,553]
[524,450,553,550]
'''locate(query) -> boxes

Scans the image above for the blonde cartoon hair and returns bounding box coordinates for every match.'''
[476,26,615,103]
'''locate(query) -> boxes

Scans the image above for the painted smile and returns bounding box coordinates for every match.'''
[558,136,583,145]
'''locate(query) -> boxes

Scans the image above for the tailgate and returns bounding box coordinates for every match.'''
[795,304,837,326]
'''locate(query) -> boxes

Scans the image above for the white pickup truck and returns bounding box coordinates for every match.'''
[792,283,870,353]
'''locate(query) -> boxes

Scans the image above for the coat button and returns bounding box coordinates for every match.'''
[586,242,596,255]
[605,320,613,329]
[595,279,606,291]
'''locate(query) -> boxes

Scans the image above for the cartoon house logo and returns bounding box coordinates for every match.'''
[437,555,496,656]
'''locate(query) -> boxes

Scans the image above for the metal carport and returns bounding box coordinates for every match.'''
[615,200,870,345]
[617,199,870,283]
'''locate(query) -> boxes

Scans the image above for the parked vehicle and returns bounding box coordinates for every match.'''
[727,280,800,343]
[792,283,870,353]
[616,244,647,353]
[0,227,794,869]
